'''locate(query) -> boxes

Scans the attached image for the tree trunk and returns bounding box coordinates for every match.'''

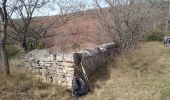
[0,0,10,75]
[0,42,10,75]
[0,24,10,75]
[22,38,27,52]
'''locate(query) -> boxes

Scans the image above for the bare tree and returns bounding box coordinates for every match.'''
[93,0,158,52]
[159,0,170,31]
[8,0,86,52]
[0,0,10,75]
[7,0,51,52]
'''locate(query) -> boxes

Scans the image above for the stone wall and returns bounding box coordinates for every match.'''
[25,42,115,90]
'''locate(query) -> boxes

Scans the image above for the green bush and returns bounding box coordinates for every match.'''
[145,31,164,42]
[36,42,54,50]
[36,42,46,49]
[6,46,20,58]
[71,43,80,50]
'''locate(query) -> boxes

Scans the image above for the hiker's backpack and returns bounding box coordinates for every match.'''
[72,76,88,96]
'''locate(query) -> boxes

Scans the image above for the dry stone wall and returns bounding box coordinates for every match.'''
[74,42,115,75]
[25,42,115,90]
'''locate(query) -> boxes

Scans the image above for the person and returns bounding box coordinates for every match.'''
[163,35,168,47]
[168,36,170,45]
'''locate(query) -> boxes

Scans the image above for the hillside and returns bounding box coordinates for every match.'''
[82,42,170,100]
[1,41,170,100]
[30,11,112,52]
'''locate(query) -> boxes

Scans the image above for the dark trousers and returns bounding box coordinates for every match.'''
[164,41,168,47]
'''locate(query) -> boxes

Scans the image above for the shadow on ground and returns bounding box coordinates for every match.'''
[88,56,117,90]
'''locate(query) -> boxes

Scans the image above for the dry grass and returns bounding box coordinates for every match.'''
[0,72,70,100]
[0,59,71,100]
[1,41,170,100]
[0,73,71,100]
[81,42,170,100]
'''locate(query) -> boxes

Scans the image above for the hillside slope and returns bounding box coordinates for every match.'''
[82,42,170,100]
[1,42,170,100]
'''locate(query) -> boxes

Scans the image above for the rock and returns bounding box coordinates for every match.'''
[61,82,67,87]
[56,53,64,61]
[99,42,115,51]
[32,63,41,69]
[44,63,51,67]
[63,62,74,67]
[57,80,62,85]
[64,53,74,62]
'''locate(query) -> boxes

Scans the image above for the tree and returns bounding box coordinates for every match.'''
[7,0,51,52]
[93,0,158,52]
[8,0,85,52]
[0,0,10,75]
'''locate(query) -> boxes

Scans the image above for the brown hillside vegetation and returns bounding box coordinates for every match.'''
[34,12,112,52]
[1,42,170,100]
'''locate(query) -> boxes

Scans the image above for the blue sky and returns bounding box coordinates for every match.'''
[34,0,108,17]
[7,0,108,18]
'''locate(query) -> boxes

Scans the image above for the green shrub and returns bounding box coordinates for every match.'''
[6,46,20,58]
[36,42,54,50]
[71,43,80,50]
[146,34,163,41]
[145,31,164,42]
[36,42,46,49]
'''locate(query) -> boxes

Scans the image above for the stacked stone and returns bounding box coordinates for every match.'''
[73,42,115,76]
[53,53,75,89]
[25,50,75,89]
[25,42,115,90]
